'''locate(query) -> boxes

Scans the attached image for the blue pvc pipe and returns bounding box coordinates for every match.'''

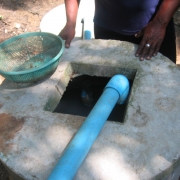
[48,75,129,180]
[82,18,93,40]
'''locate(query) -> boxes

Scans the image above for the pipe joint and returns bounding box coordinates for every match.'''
[104,74,129,104]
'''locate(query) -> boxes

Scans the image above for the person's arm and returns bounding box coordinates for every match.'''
[135,0,180,61]
[59,0,80,48]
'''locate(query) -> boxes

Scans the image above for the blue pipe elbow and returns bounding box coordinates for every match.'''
[48,75,129,180]
[104,74,129,104]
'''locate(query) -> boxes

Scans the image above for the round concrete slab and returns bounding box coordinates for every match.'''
[0,40,180,180]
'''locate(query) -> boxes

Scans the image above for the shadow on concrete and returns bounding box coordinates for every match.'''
[0,71,55,89]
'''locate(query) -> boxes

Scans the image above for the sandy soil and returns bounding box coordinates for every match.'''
[0,0,64,40]
[0,0,180,179]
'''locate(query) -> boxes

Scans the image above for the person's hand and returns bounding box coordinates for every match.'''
[135,19,166,61]
[59,24,75,48]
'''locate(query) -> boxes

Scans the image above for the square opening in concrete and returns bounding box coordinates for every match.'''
[54,74,132,122]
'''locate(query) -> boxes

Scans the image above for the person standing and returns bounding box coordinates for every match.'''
[59,0,180,63]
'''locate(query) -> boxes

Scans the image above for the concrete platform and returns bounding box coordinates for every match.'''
[0,40,180,180]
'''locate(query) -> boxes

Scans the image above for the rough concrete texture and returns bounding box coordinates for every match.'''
[0,40,180,180]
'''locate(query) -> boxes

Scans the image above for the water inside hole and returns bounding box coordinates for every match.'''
[54,75,132,122]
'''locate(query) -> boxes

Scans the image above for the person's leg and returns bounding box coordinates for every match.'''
[159,18,176,63]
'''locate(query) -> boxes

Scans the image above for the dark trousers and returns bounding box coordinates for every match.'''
[94,19,176,63]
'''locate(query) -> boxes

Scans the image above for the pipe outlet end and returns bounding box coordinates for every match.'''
[105,75,130,104]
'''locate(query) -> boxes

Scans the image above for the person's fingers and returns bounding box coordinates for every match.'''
[59,32,73,48]
[135,34,161,60]
[135,31,142,38]
[58,26,75,48]
[137,40,162,60]
[135,28,145,38]
[65,38,72,48]
[153,40,163,56]
[65,33,75,48]
[145,44,156,60]
[138,40,155,61]
[135,38,148,59]
[135,20,166,61]
[139,44,151,61]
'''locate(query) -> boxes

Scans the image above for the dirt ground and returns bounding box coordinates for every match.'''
[0,0,64,40]
[0,0,180,179]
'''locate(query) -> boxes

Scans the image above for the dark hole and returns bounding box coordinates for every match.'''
[54,75,132,122]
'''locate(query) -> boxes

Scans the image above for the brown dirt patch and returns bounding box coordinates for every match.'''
[0,113,25,180]
[0,113,25,153]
